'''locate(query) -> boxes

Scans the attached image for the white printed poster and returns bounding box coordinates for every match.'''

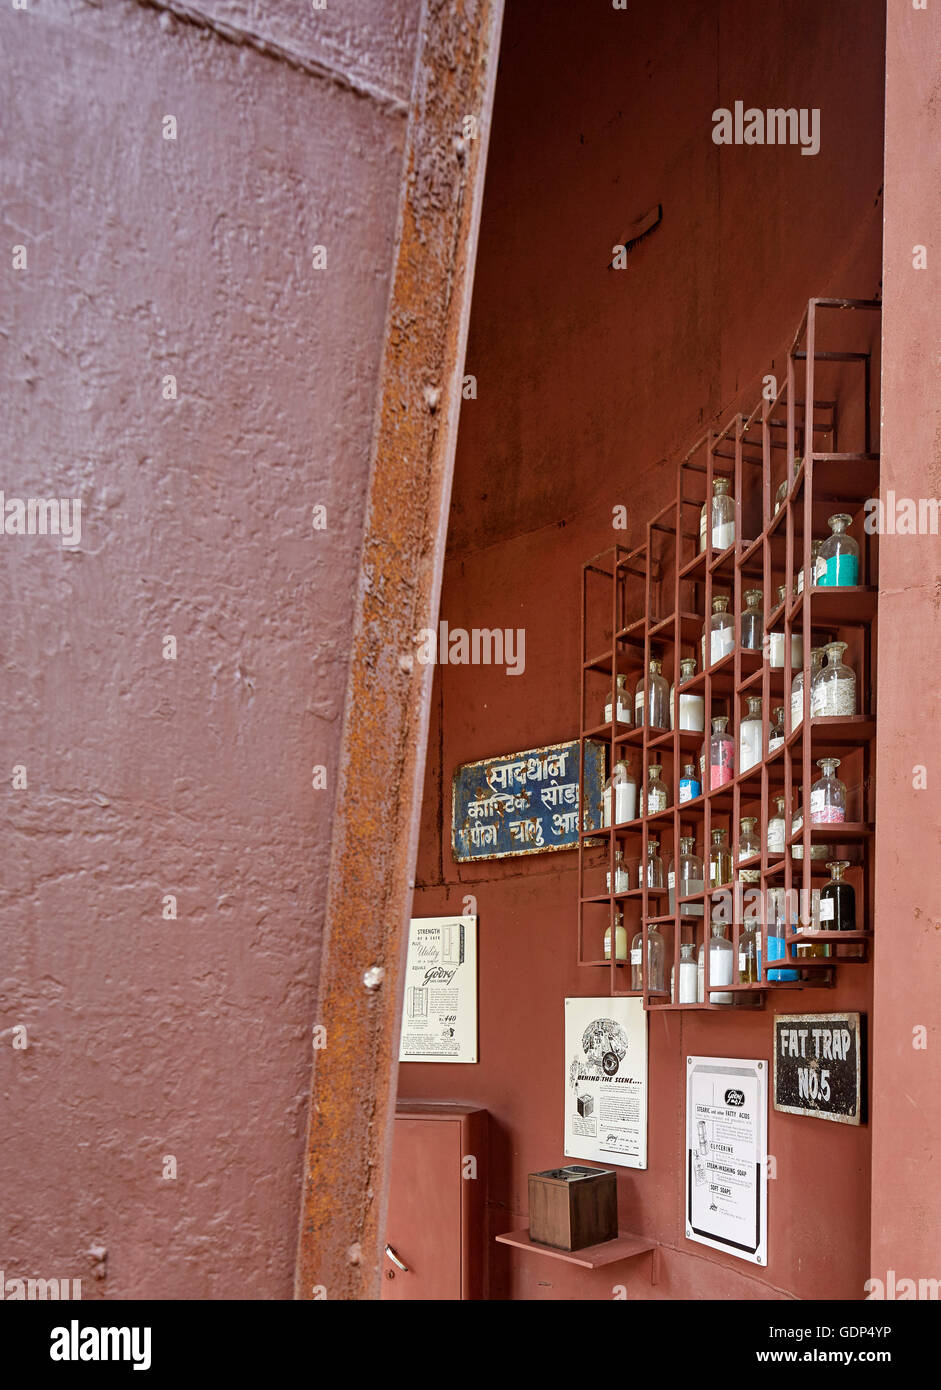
[398,916,477,1063]
[563,997,648,1169]
[685,1056,768,1265]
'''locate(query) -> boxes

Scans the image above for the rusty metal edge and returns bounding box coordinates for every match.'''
[293,0,505,1301]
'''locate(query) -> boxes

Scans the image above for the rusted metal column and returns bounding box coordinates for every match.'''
[294,0,504,1301]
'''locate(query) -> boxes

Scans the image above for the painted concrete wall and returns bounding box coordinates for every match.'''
[870,0,941,1297]
[0,0,418,1297]
[405,0,886,1299]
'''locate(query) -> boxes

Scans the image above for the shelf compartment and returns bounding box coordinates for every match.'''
[495,1228,657,1271]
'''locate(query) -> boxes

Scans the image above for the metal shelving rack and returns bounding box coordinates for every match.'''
[577,298,881,1009]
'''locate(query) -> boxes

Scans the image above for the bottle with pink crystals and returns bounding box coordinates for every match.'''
[810,758,846,824]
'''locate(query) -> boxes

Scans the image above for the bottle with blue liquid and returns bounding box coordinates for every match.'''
[678,761,701,804]
[766,886,798,981]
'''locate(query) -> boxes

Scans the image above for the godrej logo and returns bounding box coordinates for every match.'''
[724,1089,745,1106]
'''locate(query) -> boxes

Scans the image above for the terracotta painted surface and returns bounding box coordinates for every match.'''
[0,1,417,1297]
[870,2,941,1294]
[405,0,886,1299]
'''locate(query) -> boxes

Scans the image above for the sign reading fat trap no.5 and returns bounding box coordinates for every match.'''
[773,1012,864,1125]
[452,740,605,862]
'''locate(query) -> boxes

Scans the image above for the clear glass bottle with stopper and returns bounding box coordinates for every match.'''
[699,476,735,553]
[768,584,803,668]
[737,869,763,984]
[604,907,628,962]
[631,921,665,991]
[774,456,803,514]
[698,917,734,1004]
[767,794,787,856]
[678,761,702,804]
[670,656,704,731]
[741,588,764,651]
[811,641,856,718]
[642,762,669,816]
[819,513,860,587]
[738,816,760,862]
[644,835,664,889]
[821,859,860,958]
[791,646,825,730]
[739,695,763,773]
[671,940,698,1004]
[709,826,733,888]
[606,848,631,894]
[602,756,637,826]
[669,836,704,916]
[702,595,734,667]
[810,757,847,824]
[701,714,734,788]
[603,673,632,726]
[634,656,669,730]
[797,539,826,594]
[768,704,786,753]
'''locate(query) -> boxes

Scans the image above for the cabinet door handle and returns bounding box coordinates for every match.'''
[384,1244,409,1272]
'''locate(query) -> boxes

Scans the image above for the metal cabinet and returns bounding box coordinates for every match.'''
[381,1102,488,1300]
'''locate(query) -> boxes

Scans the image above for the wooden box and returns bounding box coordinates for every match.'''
[528,1165,618,1251]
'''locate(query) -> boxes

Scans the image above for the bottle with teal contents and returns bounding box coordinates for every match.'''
[818,513,860,587]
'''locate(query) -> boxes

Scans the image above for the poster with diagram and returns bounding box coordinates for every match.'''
[398,916,477,1063]
[563,997,648,1169]
[685,1056,768,1265]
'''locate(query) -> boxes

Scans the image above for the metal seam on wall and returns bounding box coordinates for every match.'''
[293,0,505,1301]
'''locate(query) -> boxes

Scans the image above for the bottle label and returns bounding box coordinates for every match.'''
[820,897,835,921]
[813,680,856,718]
[791,690,803,727]
[668,871,676,888]
[647,787,668,812]
[630,949,642,965]
[767,822,785,853]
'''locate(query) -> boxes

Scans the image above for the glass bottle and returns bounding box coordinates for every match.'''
[606,848,631,894]
[737,869,763,983]
[702,595,734,667]
[671,656,704,731]
[810,757,847,824]
[797,887,831,965]
[797,539,825,594]
[642,763,669,815]
[768,705,786,753]
[634,656,669,730]
[699,476,735,553]
[767,795,787,856]
[739,695,763,773]
[602,757,638,826]
[768,585,803,668]
[774,456,802,514]
[672,940,698,1004]
[678,761,702,804]
[631,921,665,991]
[698,919,734,1004]
[741,588,764,651]
[669,836,704,916]
[766,886,798,981]
[811,640,856,719]
[603,673,632,726]
[702,714,734,788]
[819,513,860,587]
[644,835,664,889]
[709,827,733,888]
[791,646,824,731]
[604,907,628,961]
[821,859,860,958]
[738,816,760,862]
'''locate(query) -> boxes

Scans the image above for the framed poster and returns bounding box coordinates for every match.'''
[773,1012,864,1124]
[563,997,648,1169]
[685,1056,768,1266]
[398,916,477,1063]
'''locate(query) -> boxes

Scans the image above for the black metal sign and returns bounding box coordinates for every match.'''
[773,1012,864,1125]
